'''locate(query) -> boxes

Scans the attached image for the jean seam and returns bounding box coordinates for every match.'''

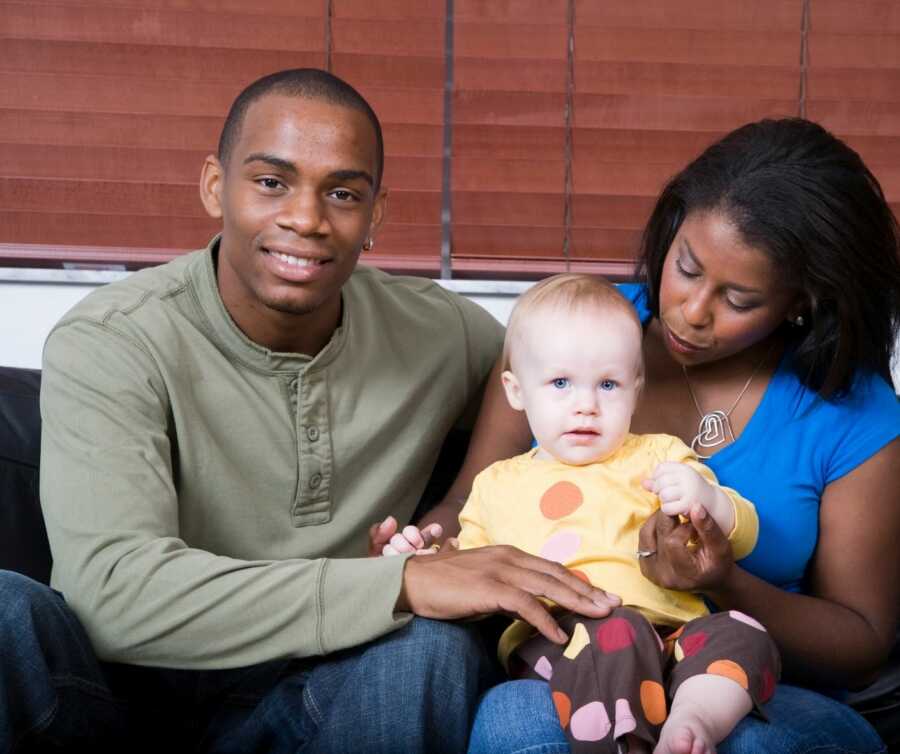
[302,682,324,727]
[49,673,121,704]
[10,697,59,754]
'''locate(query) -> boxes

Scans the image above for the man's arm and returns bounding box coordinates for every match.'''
[40,320,413,669]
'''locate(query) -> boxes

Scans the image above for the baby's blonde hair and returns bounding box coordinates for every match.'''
[502,273,643,373]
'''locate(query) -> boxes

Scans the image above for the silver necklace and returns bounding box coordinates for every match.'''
[682,345,773,459]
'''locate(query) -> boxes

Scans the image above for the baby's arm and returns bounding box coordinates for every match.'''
[643,461,736,535]
[644,458,759,559]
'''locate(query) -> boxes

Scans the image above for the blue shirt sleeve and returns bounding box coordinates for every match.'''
[616,283,651,326]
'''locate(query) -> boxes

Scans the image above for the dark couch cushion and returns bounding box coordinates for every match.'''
[0,366,52,584]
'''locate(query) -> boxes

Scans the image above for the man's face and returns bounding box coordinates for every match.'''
[201,94,385,348]
[502,305,643,466]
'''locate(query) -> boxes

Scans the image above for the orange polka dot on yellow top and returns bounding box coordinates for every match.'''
[539,481,584,519]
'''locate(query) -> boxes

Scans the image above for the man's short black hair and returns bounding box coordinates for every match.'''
[217,68,384,190]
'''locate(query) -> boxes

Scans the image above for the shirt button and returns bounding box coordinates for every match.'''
[309,473,323,489]
[289,377,299,390]
[306,426,320,442]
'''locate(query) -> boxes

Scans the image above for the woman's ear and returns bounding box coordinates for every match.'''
[199,155,224,220]
[786,294,811,327]
[500,370,525,412]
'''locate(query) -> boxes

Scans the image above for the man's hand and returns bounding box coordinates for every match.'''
[368,516,443,556]
[637,505,734,593]
[396,545,621,644]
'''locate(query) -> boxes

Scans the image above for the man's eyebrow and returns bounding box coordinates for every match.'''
[330,169,373,187]
[243,152,297,174]
[240,157,373,188]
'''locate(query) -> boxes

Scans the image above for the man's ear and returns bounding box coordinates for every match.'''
[500,370,525,412]
[368,187,388,243]
[199,155,224,220]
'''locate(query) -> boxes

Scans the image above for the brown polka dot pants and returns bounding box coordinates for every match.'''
[512,607,781,753]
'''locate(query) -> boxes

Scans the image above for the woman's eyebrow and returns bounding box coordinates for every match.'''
[683,239,762,294]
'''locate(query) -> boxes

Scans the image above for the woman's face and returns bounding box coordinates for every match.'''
[657,208,802,367]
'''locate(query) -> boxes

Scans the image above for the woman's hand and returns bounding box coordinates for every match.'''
[638,504,734,593]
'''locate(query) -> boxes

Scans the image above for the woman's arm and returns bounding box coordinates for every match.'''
[641,437,900,689]
[417,358,533,539]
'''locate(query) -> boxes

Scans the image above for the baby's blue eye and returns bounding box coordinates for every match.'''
[552,378,569,389]
[600,379,617,391]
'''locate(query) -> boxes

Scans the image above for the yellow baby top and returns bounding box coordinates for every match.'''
[456,433,758,665]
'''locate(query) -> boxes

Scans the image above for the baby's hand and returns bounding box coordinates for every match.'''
[642,462,715,518]
[368,516,444,557]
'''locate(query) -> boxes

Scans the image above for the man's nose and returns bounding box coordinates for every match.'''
[276,189,328,235]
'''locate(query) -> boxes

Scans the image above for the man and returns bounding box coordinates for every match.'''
[0,69,617,753]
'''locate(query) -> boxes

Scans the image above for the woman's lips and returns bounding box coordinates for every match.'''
[663,323,708,354]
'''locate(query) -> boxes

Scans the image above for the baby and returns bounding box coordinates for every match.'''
[383,274,780,754]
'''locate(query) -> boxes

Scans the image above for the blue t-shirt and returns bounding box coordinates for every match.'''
[619,283,900,593]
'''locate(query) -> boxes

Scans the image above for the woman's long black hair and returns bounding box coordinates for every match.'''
[637,118,900,398]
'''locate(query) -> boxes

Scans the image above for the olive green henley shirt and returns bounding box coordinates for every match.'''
[40,238,503,669]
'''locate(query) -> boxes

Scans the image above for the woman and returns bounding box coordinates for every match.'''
[432,118,900,753]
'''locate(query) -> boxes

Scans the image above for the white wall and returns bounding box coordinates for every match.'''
[2,271,898,392]
[0,271,530,370]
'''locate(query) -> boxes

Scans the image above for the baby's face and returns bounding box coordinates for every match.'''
[503,304,643,465]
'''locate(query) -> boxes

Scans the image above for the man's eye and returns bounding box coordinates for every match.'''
[258,178,283,190]
[600,379,617,391]
[330,189,357,202]
[552,378,569,389]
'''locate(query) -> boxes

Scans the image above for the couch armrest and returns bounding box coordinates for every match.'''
[0,366,52,584]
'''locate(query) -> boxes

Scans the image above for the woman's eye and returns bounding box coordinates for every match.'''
[726,297,757,312]
[675,259,700,278]
[552,378,569,389]
[600,379,617,391]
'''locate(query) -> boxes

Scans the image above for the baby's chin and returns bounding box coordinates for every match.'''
[548,446,619,466]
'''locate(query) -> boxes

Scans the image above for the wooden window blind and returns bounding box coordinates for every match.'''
[331,0,445,275]
[1,1,896,278]
[0,0,326,267]
[805,0,900,222]
[570,0,802,278]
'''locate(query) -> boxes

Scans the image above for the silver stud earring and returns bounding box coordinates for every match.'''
[362,237,375,251]
[792,315,805,327]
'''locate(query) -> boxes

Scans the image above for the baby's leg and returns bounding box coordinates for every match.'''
[656,674,750,754]
[656,611,781,754]
[514,607,668,754]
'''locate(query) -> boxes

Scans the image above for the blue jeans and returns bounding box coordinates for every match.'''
[468,679,887,754]
[0,570,491,754]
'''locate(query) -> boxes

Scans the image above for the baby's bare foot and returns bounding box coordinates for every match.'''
[654,710,715,754]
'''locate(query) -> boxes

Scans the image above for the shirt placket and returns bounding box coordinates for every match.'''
[290,368,333,525]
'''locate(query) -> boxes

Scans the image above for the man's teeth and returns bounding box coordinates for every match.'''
[269,250,320,267]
